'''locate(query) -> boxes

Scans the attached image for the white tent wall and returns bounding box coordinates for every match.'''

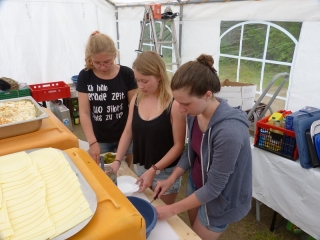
[117,7,145,68]
[0,0,320,111]
[286,21,320,111]
[0,0,116,85]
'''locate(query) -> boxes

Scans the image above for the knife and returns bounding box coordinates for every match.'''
[150,188,161,203]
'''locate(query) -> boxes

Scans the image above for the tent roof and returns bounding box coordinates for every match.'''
[106,0,247,8]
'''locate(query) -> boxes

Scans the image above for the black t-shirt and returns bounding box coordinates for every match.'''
[76,66,137,143]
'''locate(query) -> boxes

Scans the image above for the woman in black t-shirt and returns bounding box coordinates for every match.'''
[76,31,137,165]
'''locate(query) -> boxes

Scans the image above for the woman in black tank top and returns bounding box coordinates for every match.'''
[111,51,186,205]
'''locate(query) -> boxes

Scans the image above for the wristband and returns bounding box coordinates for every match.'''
[89,140,98,147]
[114,159,121,164]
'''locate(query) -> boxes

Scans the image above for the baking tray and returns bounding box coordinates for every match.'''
[25,148,97,239]
[0,96,49,139]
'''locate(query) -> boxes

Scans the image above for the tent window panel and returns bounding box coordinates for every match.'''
[239,60,262,89]
[219,21,301,110]
[142,45,153,52]
[218,57,238,82]
[271,21,302,40]
[162,46,173,70]
[220,21,243,35]
[242,24,267,58]
[162,22,172,41]
[263,63,291,98]
[267,27,295,62]
[220,26,241,56]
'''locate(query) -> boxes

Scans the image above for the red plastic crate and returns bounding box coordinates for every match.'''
[29,81,70,102]
[254,111,299,160]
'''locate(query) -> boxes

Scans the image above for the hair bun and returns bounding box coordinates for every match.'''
[196,54,217,74]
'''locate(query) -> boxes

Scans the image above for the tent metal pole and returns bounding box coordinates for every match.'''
[104,0,116,8]
[114,0,247,8]
[115,7,121,64]
[178,0,183,60]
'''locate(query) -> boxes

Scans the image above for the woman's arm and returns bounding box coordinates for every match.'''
[78,92,100,164]
[111,94,136,173]
[156,193,202,220]
[127,89,137,104]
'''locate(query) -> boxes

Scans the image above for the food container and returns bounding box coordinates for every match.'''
[0,96,49,139]
[29,81,70,102]
[127,196,157,238]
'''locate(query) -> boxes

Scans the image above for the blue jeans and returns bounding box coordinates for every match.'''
[98,141,133,154]
[134,164,181,195]
[186,173,228,233]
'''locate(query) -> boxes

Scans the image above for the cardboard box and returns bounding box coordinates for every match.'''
[215,79,257,111]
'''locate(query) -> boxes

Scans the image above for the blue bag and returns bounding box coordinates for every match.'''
[292,106,320,168]
[314,134,320,162]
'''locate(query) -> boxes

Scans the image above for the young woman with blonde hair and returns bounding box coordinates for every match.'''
[77,31,137,165]
[111,51,186,204]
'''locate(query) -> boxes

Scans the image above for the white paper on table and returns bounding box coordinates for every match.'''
[132,192,180,240]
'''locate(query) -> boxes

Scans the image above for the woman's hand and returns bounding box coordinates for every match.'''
[153,178,173,199]
[110,160,121,173]
[89,143,100,164]
[136,168,155,192]
[155,205,176,220]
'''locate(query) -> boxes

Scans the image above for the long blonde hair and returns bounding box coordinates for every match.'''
[84,31,117,70]
[132,51,172,111]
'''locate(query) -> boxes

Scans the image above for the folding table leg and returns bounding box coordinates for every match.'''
[256,200,261,222]
[270,211,278,231]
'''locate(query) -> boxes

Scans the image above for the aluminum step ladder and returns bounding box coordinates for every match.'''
[136,6,180,68]
[247,72,290,138]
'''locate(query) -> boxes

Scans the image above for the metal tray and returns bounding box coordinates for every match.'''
[26,148,97,239]
[0,96,49,139]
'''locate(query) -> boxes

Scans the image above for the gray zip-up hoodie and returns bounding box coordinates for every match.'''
[177,98,252,227]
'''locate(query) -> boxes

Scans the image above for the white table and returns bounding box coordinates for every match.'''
[252,142,320,239]
[121,163,201,240]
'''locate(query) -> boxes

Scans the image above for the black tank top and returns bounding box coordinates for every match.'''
[132,99,180,169]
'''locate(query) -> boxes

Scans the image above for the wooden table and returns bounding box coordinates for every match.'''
[121,164,201,240]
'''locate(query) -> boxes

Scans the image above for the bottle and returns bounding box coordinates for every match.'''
[73,107,80,125]
[268,112,283,122]
[268,117,276,131]
[274,120,284,135]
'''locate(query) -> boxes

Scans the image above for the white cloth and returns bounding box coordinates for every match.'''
[252,139,320,239]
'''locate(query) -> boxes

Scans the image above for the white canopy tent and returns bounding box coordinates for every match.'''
[0,0,320,111]
[1,0,320,238]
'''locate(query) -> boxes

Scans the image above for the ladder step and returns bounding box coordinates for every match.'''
[158,41,176,44]
[142,39,157,42]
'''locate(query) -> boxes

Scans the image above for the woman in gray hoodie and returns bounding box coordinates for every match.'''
[154,54,252,240]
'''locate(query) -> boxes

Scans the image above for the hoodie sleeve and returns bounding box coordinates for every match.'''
[176,147,191,171]
[194,118,248,204]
